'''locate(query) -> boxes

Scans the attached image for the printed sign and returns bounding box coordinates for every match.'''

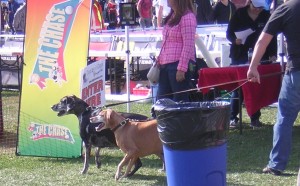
[80,60,106,107]
[18,0,93,158]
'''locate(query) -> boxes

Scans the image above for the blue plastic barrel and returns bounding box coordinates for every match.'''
[153,99,230,186]
[163,143,226,186]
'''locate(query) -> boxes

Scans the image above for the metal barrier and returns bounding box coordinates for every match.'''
[0,55,23,141]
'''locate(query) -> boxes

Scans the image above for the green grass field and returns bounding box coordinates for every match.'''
[1,91,300,186]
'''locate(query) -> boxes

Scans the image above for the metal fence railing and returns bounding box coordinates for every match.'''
[0,55,22,155]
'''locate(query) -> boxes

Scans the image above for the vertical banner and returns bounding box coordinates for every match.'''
[17,0,93,158]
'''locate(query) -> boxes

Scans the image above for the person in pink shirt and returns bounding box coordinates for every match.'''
[157,0,197,102]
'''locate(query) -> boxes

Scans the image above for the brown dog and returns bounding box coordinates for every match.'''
[90,109,164,180]
[51,95,148,175]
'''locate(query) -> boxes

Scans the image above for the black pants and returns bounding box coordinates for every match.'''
[230,89,261,122]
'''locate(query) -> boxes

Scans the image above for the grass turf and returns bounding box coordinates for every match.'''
[1,92,300,185]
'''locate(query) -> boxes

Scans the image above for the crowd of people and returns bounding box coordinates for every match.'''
[0,0,270,33]
[92,0,255,30]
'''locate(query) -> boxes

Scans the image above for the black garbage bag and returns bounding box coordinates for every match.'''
[154,99,230,150]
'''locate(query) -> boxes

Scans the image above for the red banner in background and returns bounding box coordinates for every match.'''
[91,1,105,32]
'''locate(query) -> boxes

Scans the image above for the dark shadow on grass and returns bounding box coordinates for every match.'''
[278,173,297,177]
[250,168,297,176]
[34,153,167,185]
[36,157,83,164]
[35,152,164,170]
[226,183,251,186]
[126,173,167,186]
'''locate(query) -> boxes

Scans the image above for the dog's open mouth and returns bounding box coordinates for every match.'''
[57,110,66,116]
[95,123,105,132]
[51,105,67,117]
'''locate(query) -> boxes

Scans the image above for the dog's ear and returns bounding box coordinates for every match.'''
[70,94,78,99]
[99,109,112,123]
[66,96,76,112]
[106,109,113,120]
[99,110,107,118]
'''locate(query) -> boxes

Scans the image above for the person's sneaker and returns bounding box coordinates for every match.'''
[250,119,262,128]
[262,167,282,175]
[229,119,238,129]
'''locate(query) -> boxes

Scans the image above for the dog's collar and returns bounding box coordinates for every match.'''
[112,118,129,132]
[86,106,92,112]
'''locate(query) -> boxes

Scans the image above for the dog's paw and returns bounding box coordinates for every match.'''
[158,168,165,173]
[115,171,122,181]
[96,161,101,169]
[81,169,88,174]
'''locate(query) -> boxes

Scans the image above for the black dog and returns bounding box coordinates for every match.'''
[51,95,148,175]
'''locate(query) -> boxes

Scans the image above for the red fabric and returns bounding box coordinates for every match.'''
[88,42,111,60]
[89,42,111,51]
[198,66,239,94]
[91,1,105,31]
[107,2,117,14]
[198,63,282,116]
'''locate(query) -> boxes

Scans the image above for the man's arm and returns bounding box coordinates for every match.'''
[247,32,274,83]
[157,5,163,27]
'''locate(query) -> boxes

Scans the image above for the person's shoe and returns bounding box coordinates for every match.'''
[250,119,262,129]
[262,167,282,175]
[229,119,238,129]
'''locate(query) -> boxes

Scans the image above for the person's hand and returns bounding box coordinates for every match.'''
[247,66,260,84]
[235,38,242,45]
[176,70,185,82]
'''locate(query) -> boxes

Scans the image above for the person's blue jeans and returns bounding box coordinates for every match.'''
[267,70,300,171]
[157,61,191,102]
[139,17,152,29]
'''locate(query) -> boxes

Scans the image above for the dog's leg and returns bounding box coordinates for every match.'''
[81,143,91,174]
[127,158,142,177]
[95,147,101,169]
[157,152,165,172]
[115,154,130,181]
[122,156,138,179]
